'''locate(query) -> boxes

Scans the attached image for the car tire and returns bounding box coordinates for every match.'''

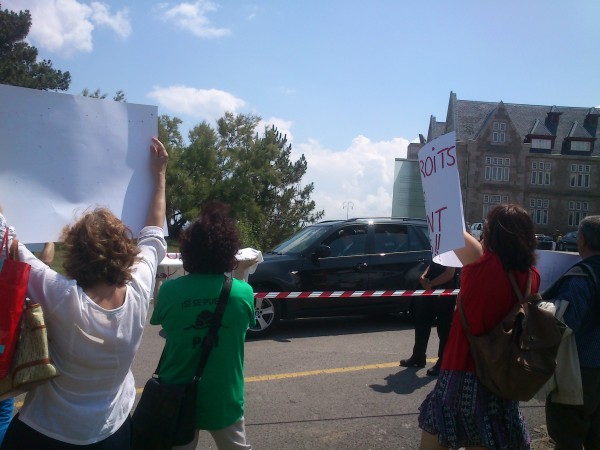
[247,295,281,338]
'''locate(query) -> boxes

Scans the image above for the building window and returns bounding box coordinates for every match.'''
[571,141,590,152]
[529,198,549,225]
[483,194,509,219]
[530,161,551,185]
[492,122,506,143]
[531,138,552,150]
[569,164,591,188]
[568,201,589,226]
[484,157,510,182]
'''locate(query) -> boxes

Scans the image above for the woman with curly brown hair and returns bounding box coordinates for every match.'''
[150,201,255,450]
[418,204,540,450]
[0,137,168,450]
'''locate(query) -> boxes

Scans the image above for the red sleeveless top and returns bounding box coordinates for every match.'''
[441,251,541,372]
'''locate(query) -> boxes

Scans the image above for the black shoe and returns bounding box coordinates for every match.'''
[399,355,426,368]
[426,362,441,376]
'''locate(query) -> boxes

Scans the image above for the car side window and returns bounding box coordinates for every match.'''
[373,224,409,253]
[324,226,368,257]
[407,226,430,251]
[373,224,429,253]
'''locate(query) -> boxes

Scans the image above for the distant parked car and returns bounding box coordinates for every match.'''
[469,222,483,240]
[557,231,578,252]
[535,234,555,251]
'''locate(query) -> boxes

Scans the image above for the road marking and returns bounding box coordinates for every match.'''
[245,358,438,382]
[15,358,439,407]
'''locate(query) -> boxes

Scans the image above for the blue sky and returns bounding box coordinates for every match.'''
[5,0,600,221]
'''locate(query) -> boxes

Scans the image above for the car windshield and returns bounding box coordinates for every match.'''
[270,225,332,255]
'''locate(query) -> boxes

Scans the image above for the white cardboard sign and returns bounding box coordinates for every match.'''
[418,131,465,267]
[0,84,161,243]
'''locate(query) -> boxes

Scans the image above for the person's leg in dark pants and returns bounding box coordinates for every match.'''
[582,367,600,450]
[435,295,456,359]
[546,367,600,450]
[401,296,435,367]
[426,295,456,376]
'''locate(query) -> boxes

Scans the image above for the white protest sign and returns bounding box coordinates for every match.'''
[536,250,581,293]
[418,131,465,267]
[0,84,162,243]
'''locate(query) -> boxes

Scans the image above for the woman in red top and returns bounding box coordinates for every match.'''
[418,204,540,450]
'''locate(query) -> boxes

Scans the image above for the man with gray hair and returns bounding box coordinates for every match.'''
[543,215,600,449]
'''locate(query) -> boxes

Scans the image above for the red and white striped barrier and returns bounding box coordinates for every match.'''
[254,289,460,299]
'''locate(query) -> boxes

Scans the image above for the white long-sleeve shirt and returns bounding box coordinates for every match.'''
[0,214,166,445]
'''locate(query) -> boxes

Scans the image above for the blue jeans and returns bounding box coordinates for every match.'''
[0,398,14,446]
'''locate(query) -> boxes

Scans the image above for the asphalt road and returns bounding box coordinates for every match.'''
[16,312,553,449]
[133,312,552,450]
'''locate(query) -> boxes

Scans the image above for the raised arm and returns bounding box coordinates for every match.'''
[40,242,55,265]
[453,230,483,266]
[145,137,168,228]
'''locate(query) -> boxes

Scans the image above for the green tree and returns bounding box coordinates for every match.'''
[168,112,323,249]
[0,3,70,90]
[81,88,126,102]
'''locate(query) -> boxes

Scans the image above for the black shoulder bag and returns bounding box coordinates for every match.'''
[132,276,232,450]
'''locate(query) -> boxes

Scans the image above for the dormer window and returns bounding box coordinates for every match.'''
[531,138,552,150]
[571,141,590,152]
[492,122,506,143]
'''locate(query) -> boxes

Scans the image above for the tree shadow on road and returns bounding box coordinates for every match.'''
[369,367,436,395]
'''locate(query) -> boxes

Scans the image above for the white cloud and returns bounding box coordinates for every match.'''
[90,2,131,39]
[3,0,130,58]
[158,1,230,38]
[294,136,410,220]
[148,85,246,122]
[258,117,294,142]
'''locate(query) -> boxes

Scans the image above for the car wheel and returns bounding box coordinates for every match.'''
[247,296,281,338]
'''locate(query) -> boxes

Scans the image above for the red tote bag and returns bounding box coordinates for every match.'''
[0,229,30,378]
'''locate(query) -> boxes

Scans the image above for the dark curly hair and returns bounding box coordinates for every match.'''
[482,204,537,272]
[60,208,140,289]
[179,201,240,274]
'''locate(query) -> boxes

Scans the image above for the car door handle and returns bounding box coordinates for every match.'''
[355,263,367,271]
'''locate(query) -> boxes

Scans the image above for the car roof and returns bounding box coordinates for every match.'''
[313,217,428,227]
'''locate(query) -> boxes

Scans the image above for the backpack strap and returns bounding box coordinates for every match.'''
[507,270,532,303]
[458,270,533,335]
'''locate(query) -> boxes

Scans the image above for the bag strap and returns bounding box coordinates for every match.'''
[1,228,20,262]
[507,270,532,303]
[153,275,232,381]
[457,269,533,335]
[9,239,19,261]
[1,228,8,259]
[193,276,231,380]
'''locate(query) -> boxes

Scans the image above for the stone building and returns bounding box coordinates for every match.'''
[407,92,600,236]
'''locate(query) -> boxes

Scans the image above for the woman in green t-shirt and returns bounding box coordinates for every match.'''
[151,201,255,450]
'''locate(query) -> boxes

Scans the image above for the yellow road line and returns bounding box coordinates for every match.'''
[15,359,438,407]
[245,358,437,382]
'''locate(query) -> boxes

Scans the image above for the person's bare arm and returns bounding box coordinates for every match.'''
[419,265,431,289]
[40,242,55,265]
[145,137,168,228]
[429,266,455,287]
[453,231,483,266]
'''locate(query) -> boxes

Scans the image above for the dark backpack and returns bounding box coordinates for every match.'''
[458,270,566,401]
